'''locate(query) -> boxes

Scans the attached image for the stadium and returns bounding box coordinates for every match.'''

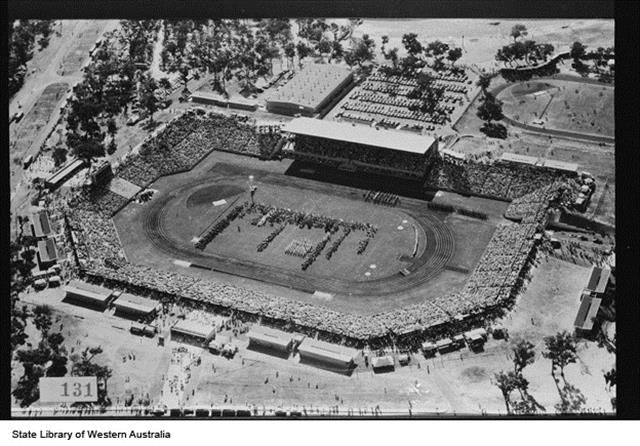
[60,95,570,348]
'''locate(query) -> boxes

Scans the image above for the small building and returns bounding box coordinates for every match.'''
[36,238,59,269]
[397,353,411,366]
[64,280,114,309]
[436,338,454,353]
[585,266,611,296]
[421,341,437,357]
[113,293,160,318]
[31,210,53,238]
[574,295,602,337]
[33,279,47,290]
[170,320,215,346]
[452,334,466,349]
[208,339,223,354]
[372,355,395,372]
[266,63,353,116]
[297,338,357,370]
[247,326,294,354]
[45,159,85,190]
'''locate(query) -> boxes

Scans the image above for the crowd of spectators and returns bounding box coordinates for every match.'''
[66,202,542,350]
[116,110,284,189]
[292,135,428,177]
[424,156,571,201]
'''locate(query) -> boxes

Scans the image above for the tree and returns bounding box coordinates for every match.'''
[476,71,493,95]
[140,76,159,124]
[477,92,504,122]
[347,33,376,67]
[570,41,587,62]
[158,76,172,91]
[401,33,422,56]
[52,146,68,167]
[295,41,311,68]
[510,24,528,42]
[494,370,518,414]
[604,368,616,389]
[447,47,463,66]
[32,304,52,336]
[70,346,113,407]
[513,340,536,373]
[284,42,296,70]
[106,117,117,138]
[72,139,104,182]
[543,330,578,384]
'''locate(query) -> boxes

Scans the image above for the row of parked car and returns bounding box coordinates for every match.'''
[421,327,494,357]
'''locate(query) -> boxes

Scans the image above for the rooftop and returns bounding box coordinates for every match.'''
[31,210,52,238]
[268,63,353,110]
[114,293,160,314]
[298,338,357,364]
[171,319,215,339]
[37,238,59,263]
[283,117,436,155]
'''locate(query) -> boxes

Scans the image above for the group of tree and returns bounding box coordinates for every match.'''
[12,301,113,408]
[475,71,507,138]
[159,19,370,98]
[494,340,546,415]
[378,33,465,119]
[570,41,614,81]
[494,330,612,414]
[495,24,555,68]
[64,21,161,173]
[9,20,56,97]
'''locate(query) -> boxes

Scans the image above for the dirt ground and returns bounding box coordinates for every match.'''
[498,80,614,137]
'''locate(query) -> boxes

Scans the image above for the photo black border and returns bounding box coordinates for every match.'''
[3,0,637,421]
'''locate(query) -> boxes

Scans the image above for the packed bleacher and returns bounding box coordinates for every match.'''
[61,178,546,350]
[292,135,428,178]
[424,156,572,201]
[116,111,284,190]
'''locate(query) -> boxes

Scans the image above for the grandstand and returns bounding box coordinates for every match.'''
[282,117,438,179]
[266,63,353,116]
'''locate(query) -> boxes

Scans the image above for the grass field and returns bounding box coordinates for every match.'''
[113,152,499,313]
[498,79,614,137]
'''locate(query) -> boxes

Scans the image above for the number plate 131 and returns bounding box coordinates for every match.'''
[39,377,98,403]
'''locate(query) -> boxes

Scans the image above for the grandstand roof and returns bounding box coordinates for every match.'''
[31,210,52,238]
[283,117,436,155]
[541,158,579,173]
[500,152,540,166]
[268,63,353,111]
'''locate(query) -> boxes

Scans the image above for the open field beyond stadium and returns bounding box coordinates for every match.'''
[497,78,614,139]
